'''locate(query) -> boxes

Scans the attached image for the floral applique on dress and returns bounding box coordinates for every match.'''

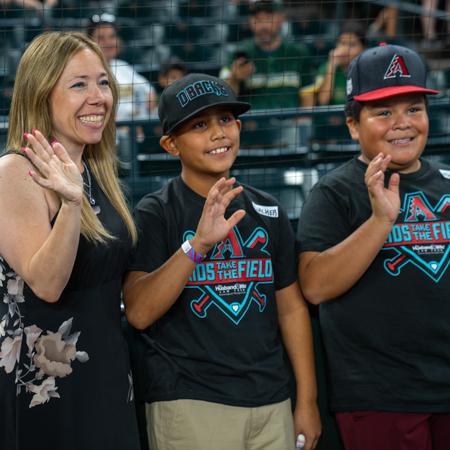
[0,256,89,408]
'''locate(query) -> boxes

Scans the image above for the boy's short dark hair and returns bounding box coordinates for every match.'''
[344,100,363,121]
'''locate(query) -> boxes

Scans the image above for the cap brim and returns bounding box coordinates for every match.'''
[166,101,251,134]
[354,85,440,101]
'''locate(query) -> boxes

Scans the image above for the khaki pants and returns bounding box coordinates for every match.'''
[146,398,295,450]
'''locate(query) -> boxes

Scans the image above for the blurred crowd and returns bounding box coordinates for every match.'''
[1,0,449,159]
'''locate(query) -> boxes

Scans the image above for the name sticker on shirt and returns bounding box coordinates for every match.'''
[252,201,278,218]
[439,169,450,180]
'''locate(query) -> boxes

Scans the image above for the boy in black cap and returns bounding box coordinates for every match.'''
[124,73,321,450]
[297,44,450,450]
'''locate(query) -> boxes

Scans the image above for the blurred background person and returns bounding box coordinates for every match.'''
[87,12,157,168]
[220,0,314,151]
[368,5,399,38]
[0,0,57,17]
[420,0,450,49]
[310,21,366,106]
[220,0,313,109]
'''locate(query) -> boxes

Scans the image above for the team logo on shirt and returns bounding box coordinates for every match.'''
[185,227,273,325]
[382,192,450,281]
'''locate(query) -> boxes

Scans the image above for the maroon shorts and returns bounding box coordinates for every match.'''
[336,411,450,450]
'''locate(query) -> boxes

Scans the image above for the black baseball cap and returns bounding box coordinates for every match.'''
[158,73,251,135]
[346,43,439,102]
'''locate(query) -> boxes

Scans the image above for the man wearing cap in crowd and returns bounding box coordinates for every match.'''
[124,73,322,450]
[220,0,313,109]
[296,43,450,450]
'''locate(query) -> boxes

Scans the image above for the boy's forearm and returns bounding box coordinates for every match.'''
[124,249,197,330]
[299,215,394,304]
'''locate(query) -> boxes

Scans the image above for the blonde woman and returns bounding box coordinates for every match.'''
[0,32,139,450]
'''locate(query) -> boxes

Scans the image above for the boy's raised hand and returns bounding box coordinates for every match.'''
[365,152,400,225]
[191,177,246,256]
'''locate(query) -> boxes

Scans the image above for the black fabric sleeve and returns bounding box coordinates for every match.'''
[127,196,170,273]
[272,205,298,290]
[296,182,352,254]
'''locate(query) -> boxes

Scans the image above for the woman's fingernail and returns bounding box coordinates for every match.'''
[32,128,37,135]
[21,147,27,153]
[50,138,58,145]
[23,132,30,140]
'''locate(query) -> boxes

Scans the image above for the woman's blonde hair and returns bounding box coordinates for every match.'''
[7,31,137,244]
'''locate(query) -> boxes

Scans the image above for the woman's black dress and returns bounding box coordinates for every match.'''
[0,167,140,450]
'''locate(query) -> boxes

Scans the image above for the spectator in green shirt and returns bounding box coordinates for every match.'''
[220,0,313,110]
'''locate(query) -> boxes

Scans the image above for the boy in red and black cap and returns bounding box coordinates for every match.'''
[297,44,450,450]
[125,73,321,450]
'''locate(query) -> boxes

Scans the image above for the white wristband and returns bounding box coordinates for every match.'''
[181,239,206,263]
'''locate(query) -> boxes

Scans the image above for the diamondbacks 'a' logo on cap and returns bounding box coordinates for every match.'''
[384,54,411,80]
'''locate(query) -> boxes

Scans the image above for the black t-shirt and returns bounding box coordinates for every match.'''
[297,156,450,412]
[130,177,297,407]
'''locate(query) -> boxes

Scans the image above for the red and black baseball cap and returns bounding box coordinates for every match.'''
[346,43,439,102]
[158,73,251,135]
